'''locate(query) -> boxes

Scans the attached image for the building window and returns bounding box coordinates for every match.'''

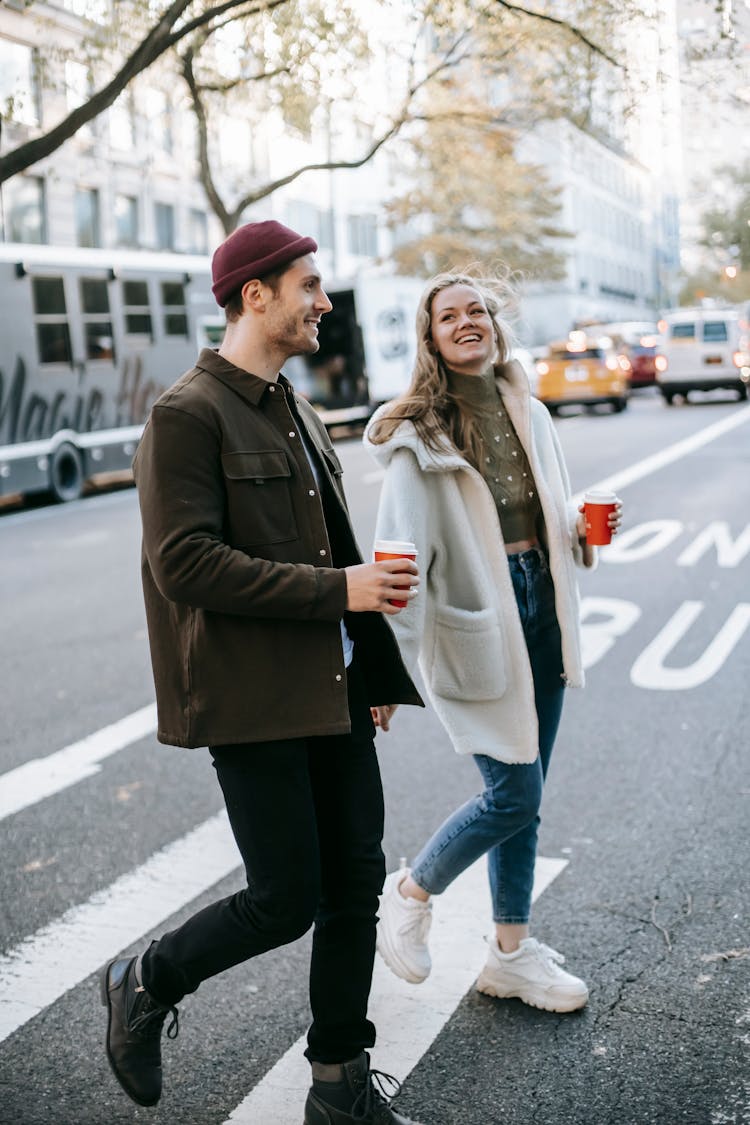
[0,40,40,127]
[80,278,115,360]
[32,277,73,365]
[61,0,109,21]
[317,210,334,251]
[115,195,139,247]
[66,60,100,143]
[122,280,153,338]
[218,118,253,174]
[76,188,101,247]
[4,175,46,243]
[149,89,174,155]
[161,281,188,336]
[186,209,208,254]
[286,201,334,250]
[347,213,378,257]
[154,203,175,251]
[110,92,136,151]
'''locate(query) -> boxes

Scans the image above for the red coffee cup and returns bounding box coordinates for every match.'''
[583,490,619,546]
[373,538,417,608]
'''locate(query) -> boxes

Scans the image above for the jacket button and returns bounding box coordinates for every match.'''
[288,431,296,438]
[309,489,315,497]
[268,385,275,392]
[335,674,342,682]
[319,549,326,556]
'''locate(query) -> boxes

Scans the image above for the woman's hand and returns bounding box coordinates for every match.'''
[371,704,399,731]
[576,499,623,541]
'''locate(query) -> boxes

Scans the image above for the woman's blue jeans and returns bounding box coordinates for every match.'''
[411,546,565,924]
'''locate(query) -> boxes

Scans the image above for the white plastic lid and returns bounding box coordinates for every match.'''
[374,539,417,554]
[584,489,618,504]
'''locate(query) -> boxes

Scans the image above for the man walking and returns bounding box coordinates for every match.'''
[101,220,424,1125]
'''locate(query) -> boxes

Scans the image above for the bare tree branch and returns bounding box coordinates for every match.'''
[179,45,233,234]
[230,118,407,219]
[0,0,290,184]
[491,0,621,68]
[192,21,472,232]
[160,0,288,52]
[198,67,290,94]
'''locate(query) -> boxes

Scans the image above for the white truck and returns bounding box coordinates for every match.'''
[655,305,750,404]
[199,272,425,431]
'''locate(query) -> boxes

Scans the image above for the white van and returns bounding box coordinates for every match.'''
[656,307,750,404]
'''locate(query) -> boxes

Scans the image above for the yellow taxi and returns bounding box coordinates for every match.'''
[534,331,631,414]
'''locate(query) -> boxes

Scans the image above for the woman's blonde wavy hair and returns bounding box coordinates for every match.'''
[368,271,516,470]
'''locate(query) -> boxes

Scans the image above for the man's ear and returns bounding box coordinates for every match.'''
[241,278,265,312]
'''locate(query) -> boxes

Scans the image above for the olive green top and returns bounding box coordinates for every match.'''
[446,366,543,545]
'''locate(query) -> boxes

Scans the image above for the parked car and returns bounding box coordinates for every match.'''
[534,331,631,414]
[656,307,750,403]
[587,321,660,388]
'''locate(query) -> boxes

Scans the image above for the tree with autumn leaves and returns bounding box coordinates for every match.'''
[1,0,640,271]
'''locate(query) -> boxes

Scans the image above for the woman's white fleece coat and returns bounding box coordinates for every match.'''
[364,360,596,765]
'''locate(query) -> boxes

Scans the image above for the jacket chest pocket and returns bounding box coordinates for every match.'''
[222,450,298,547]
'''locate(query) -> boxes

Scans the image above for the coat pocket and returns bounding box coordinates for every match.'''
[221,449,298,547]
[430,605,506,702]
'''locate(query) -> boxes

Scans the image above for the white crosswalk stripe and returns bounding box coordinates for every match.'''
[0,810,236,1042]
[0,703,157,822]
[224,856,566,1124]
[0,709,568,1123]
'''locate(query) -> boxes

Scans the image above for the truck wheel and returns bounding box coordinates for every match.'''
[738,384,748,401]
[49,442,84,503]
[611,398,628,413]
[662,392,675,405]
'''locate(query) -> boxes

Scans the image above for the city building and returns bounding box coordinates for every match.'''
[515,0,684,345]
[673,0,750,278]
[1,0,692,354]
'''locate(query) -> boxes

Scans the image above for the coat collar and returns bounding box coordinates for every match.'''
[195,347,278,406]
[365,359,532,473]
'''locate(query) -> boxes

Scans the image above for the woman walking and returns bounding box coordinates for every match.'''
[365,272,621,1013]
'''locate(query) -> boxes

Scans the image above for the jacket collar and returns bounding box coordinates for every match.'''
[364,359,531,473]
[195,347,278,406]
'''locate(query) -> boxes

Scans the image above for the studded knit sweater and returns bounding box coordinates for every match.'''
[364,358,597,764]
[445,366,543,544]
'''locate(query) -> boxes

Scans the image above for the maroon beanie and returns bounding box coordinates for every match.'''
[211,220,318,307]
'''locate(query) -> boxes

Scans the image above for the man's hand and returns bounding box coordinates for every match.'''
[344,559,419,614]
[371,704,399,731]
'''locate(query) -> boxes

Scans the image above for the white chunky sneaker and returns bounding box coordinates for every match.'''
[376,867,432,984]
[476,937,589,1012]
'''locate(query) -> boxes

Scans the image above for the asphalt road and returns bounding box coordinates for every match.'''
[1,388,748,1125]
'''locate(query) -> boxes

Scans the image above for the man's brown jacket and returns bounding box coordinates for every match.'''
[133,348,422,748]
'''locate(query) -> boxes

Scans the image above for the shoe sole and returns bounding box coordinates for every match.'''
[475,972,588,1013]
[101,960,160,1108]
[376,929,430,985]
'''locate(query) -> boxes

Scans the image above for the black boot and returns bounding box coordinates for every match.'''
[304,1051,424,1124]
[101,955,179,1106]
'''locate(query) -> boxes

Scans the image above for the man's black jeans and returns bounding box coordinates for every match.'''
[141,658,386,1063]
